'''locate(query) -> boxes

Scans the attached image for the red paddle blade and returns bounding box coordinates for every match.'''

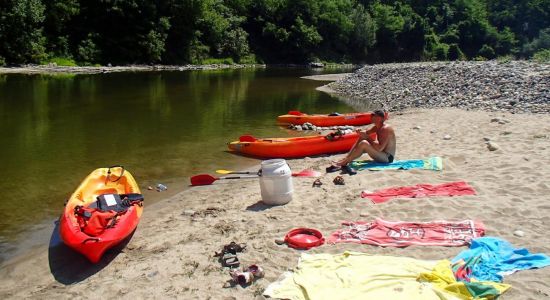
[239,135,257,142]
[288,110,303,116]
[292,169,322,177]
[190,174,218,186]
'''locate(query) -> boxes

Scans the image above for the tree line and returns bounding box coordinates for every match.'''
[0,0,548,66]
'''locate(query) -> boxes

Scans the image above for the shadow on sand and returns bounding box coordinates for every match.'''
[48,220,134,285]
[246,201,276,212]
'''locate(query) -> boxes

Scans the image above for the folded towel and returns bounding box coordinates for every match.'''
[350,156,443,171]
[361,181,476,204]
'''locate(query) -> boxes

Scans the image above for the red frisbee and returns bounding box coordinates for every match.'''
[284,228,325,250]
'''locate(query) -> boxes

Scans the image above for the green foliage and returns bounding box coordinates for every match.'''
[478,44,496,59]
[77,34,100,64]
[532,49,550,63]
[497,55,514,63]
[201,57,234,64]
[41,56,77,66]
[0,0,47,63]
[0,56,5,66]
[0,0,548,65]
[448,43,465,60]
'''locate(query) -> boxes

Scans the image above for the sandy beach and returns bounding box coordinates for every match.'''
[1,105,549,299]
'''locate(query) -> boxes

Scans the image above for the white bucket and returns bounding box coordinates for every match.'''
[259,159,293,205]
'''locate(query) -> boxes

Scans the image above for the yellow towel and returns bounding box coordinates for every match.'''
[264,252,510,300]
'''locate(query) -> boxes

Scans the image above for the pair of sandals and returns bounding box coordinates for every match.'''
[215,242,247,268]
[326,164,357,175]
[229,264,265,286]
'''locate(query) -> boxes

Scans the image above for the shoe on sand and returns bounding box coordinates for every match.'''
[342,165,357,175]
[326,165,341,173]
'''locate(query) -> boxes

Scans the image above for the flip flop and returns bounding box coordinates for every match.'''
[221,253,240,268]
[326,165,341,173]
[342,165,357,175]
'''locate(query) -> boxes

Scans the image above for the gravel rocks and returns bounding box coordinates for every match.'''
[329,61,550,114]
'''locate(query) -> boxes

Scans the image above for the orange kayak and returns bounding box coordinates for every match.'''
[277,110,387,127]
[228,132,374,158]
[59,166,143,263]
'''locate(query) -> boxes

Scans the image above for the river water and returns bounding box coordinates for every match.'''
[0,67,370,263]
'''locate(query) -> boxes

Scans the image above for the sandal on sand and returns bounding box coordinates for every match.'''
[333,176,345,185]
[230,269,254,285]
[326,165,341,173]
[215,242,246,256]
[312,179,323,187]
[221,253,240,268]
[342,165,357,175]
[246,264,265,278]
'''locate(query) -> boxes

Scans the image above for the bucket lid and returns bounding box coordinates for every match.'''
[284,228,324,250]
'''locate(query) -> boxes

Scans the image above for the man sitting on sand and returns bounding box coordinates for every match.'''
[328,109,396,174]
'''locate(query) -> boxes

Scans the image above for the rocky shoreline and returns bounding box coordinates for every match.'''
[327,60,550,114]
[0,63,266,75]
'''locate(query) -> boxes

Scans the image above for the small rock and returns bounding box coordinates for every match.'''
[359,212,369,217]
[147,186,153,190]
[501,131,512,135]
[482,137,491,141]
[345,208,353,213]
[182,210,196,216]
[490,118,501,123]
[413,126,421,130]
[274,239,285,245]
[534,134,547,139]
[443,135,451,140]
[430,130,436,134]
[487,142,499,151]
[498,120,506,125]
[513,230,525,237]
[147,271,159,278]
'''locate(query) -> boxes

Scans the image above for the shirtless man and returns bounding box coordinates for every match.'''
[330,110,396,173]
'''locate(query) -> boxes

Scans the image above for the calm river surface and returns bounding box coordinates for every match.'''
[0,67,370,262]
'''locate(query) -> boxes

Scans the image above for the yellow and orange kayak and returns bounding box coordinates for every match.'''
[228,132,374,158]
[59,166,143,263]
[277,110,386,127]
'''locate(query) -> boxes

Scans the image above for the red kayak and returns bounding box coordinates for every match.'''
[59,166,143,263]
[277,110,388,127]
[228,132,375,158]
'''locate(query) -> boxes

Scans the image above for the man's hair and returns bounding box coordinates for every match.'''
[372,110,385,118]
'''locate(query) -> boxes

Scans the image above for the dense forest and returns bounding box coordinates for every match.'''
[0,0,549,66]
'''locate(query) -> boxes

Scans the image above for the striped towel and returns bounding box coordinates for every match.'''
[350,156,443,171]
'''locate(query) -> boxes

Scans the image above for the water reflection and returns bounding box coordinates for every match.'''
[0,68,365,261]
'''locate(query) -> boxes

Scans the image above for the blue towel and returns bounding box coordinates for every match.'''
[451,237,550,282]
[350,157,443,171]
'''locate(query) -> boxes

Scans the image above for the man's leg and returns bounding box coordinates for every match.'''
[337,140,389,165]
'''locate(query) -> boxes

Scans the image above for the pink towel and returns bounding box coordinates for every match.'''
[328,218,485,247]
[361,181,476,204]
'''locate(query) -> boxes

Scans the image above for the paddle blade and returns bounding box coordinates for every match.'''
[292,169,322,177]
[239,135,257,142]
[190,174,218,186]
[215,169,234,174]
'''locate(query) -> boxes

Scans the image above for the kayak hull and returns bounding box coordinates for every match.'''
[228,133,363,158]
[277,112,375,126]
[59,168,142,263]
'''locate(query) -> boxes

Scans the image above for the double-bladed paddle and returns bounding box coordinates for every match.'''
[215,169,322,177]
[190,174,257,186]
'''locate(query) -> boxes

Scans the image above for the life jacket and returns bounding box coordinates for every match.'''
[74,206,123,237]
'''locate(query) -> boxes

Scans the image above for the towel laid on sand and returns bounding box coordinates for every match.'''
[263,252,510,300]
[361,181,476,204]
[418,260,511,300]
[452,237,550,282]
[328,218,485,247]
[350,156,443,171]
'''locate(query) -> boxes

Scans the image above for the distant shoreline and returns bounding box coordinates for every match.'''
[0,64,266,75]
[0,63,359,75]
